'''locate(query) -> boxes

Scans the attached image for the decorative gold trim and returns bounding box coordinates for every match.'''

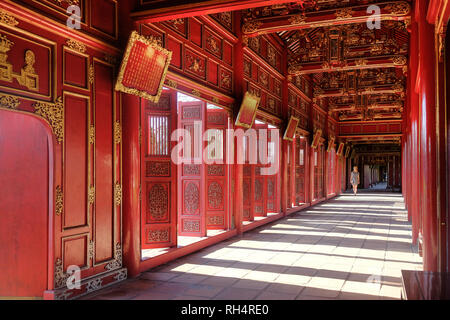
[0,94,20,109]
[166,79,177,88]
[105,243,122,271]
[392,55,407,66]
[55,185,63,216]
[115,31,172,103]
[0,9,19,27]
[114,121,121,144]
[114,183,122,206]
[88,125,95,144]
[385,2,410,15]
[34,97,64,143]
[242,20,262,34]
[54,258,68,289]
[335,8,353,20]
[289,14,306,25]
[88,185,95,205]
[66,39,86,54]
[88,64,94,85]
[191,89,201,97]
[88,239,94,262]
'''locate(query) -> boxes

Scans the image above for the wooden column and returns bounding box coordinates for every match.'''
[122,93,141,278]
[233,11,244,235]
[281,47,289,215]
[418,0,438,271]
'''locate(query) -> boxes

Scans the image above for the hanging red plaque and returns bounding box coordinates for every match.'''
[336,142,345,156]
[311,129,322,149]
[283,116,299,141]
[327,136,335,152]
[115,31,172,103]
[235,91,260,129]
[345,146,351,158]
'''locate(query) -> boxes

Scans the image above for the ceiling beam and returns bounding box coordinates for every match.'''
[242,1,411,37]
[288,55,407,75]
[314,83,405,98]
[131,0,295,23]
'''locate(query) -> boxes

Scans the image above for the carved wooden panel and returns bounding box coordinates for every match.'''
[146,182,170,223]
[142,90,177,249]
[178,101,206,236]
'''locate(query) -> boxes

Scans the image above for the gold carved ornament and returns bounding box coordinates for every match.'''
[66,39,86,54]
[0,94,20,109]
[34,97,64,143]
[114,183,122,206]
[0,34,39,91]
[88,186,95,205]
[289,14,306,25]
[385,2,410,16]
[55,185,63,216]
[242,20,262,34]
[0,9,19,26]
[114,121,122,144]
[105,243,122,271]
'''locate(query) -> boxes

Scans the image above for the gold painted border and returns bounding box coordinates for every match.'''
[115,31,172,103]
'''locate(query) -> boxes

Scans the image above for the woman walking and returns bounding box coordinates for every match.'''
[350,166,360,195]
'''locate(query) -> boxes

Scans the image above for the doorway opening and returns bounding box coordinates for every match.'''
[141,90,233,260]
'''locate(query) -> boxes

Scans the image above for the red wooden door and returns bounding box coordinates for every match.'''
[266,127,280,213]
[178,101,206,236]
[205,109,229,230]
[296,137,306,205]
[141,91,178,249]
[243,152,254,221]
[254,123,268,217]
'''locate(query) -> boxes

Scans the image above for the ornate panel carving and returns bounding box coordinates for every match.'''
[182,106,201,119]
[207,164,224,176]
[146,161,170,177]
[208,215,224,226]
[182,219,200,232]
[185,48,206,79]
[184,181,200,215]
[183,164,200,175]
[207,181,223,210]
[254,178,262,201]
[147,183,169,222]
[147,229,170,243]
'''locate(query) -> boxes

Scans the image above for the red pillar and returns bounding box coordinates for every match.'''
[409,9,420,245]
[418,0,438,271]
[233,11,244,234]
[122,93,141,278]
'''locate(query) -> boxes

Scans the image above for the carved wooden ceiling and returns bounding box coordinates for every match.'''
[241,0,411,127]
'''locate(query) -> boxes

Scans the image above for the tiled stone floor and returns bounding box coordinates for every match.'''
[84,192,422,300]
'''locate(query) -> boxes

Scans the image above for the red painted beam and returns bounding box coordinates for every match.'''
[289,55,408,75]
[132,0,296,23]
[243,1,411,38]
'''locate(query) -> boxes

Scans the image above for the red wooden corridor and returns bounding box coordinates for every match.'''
[1,0,450,300]
[82,192,421,300]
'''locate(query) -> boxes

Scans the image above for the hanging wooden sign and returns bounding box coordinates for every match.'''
[327,136,335,152]
[283,116,299,141]
[336,142,345,156]
[344,146,351,158]
[235,91,260,129]
[311,129,322,149]
[115,31,172,103]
